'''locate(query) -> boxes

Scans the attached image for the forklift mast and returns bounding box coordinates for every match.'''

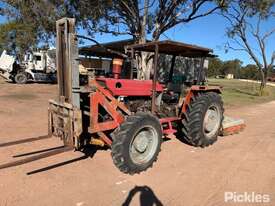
[48,18,82,148]
[56,18,80,108]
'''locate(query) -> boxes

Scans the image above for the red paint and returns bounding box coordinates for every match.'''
[96,78,164,96]
[222,124,246,136]
[112,58,123,79]
[181,85,221,113]
[88,79,132,146]
[160,117,181,135]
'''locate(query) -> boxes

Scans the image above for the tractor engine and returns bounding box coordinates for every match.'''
[124,97,177,117]
[96,78,178,117]
[95,58,179,117]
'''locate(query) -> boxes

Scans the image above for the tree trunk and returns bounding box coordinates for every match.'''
[259,68,267,96]
[138,52,152,80]
[137,0,151,80]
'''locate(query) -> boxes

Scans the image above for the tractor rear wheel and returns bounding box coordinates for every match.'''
[181,92,224,147]
[111,113,162,174]
[14,72,28,84]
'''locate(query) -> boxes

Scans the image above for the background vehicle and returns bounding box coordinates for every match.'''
[0,50,56,84]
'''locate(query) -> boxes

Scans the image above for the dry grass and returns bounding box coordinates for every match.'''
[208,79,275,108]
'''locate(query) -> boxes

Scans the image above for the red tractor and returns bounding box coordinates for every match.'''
[48,18,224,174]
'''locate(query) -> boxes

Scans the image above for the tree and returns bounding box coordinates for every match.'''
[240,64,260,80]
[1,0,227,79]
[74,1,227,41]
[0,0,69,56]
[208,57,223,77]
[222,59,242,78]
[221,0,275,95]
[207,57,243,78]
[75,0,227,79]
[0,20,37,56]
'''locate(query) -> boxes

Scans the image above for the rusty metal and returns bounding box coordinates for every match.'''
[13,146,64,158]
[89,79,131,115]
[97,132,112,146]
[181,85,222,113]
[48,100,82,148]
[126,40,215,57]
[187,85,222,93]
[130,48,134,79]
[160,117,181,135]
[50,18,82,150]
[88,79,131,134]
[0,135,50,148]
[0,146,73,170]
[86,78,134,146]
[89,91,124,133]
[56,18,79,105]
[112,58,123,79]
[77,35,129,58]
[151,44,159,113]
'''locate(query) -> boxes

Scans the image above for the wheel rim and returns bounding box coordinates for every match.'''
[130,126,159,165]
[203,104,221,139]
[17,74,26,83]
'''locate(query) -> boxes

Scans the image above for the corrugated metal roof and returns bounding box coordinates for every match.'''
[79,39,215,58]
[126,40,214,57]
[79,39,135,58]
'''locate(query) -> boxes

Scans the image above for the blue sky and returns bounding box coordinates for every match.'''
[90,12,274,66]
[0,15,6,23]
[0,7,274,66]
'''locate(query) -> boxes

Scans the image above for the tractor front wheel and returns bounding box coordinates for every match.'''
[111,113,162,174]
[181,92,224,147]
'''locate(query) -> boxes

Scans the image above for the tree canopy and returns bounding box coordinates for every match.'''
[221,0,275,92]
[0,20,37,55]
[0,0,227,51]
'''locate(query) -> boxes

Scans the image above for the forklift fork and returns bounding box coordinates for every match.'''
[0,18,82,172]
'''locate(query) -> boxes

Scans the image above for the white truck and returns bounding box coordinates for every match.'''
[0,50,56,84]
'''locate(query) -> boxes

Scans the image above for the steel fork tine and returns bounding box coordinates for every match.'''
[13,146,65,158]
[0,146,73,170]
[0,135,50,148]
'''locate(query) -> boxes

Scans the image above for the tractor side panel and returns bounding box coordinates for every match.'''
[89,91,125,133]
[87,79,132,145]
[96,78,164,96]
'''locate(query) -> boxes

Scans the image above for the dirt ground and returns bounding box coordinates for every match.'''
[0,80,274,206]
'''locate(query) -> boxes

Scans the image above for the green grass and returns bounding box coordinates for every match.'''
[208,79,275,108]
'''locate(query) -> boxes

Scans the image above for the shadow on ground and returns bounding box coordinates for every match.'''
[122,186,163,206]
[0,136,107,175]
[26,144,107,175]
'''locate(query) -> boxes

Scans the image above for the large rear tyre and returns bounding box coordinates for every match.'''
[181,92,224,147]
[14,72,28,84]
[111,113,162,174]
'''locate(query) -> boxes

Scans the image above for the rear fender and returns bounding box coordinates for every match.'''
[180,85,222,114]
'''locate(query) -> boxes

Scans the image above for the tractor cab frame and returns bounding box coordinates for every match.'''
[124,40,220,113]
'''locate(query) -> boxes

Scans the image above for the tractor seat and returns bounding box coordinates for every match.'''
[167,82,185,93]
